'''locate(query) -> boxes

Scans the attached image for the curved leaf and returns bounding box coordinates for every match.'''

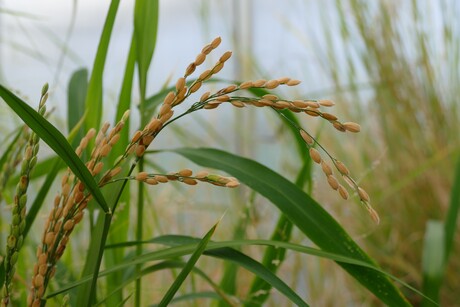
[0,84,109,213]
[171,147,411,306]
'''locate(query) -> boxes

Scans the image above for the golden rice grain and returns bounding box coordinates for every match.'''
[337,185,349,200]
[368,207,380,224]
[286,79,301,86]
[343,122,361,133]
[195,53,206,65]
[219,51,232,63]
[190,81,202,93]
[262,94,278,100]
[320,160,333,176]
[44,232,55,245]
[199,69,212,80]
[210,36,222,49]
[321,112,338,121]
[231,101,245,108]
[93,161,104,175]
[200,91,211,102]
[175,77,185,92]
[223,84,238,93]
[305,109,320,117]
[335,160,350,175]
[216,95,230,102]
[293,100,309,108]
[160,110,174,123]
[253,79,266,87]
[145,178,158,185]
[277,77,290,84]
[135,145,146,157]
[327,175,339,190]
[239,81,253,89]
[100,144,112,157]
[309,148,322,164]
[201,44,213,55]
[63,220,74,231]
[318,99,335,107]
[136,172,148,181]
[109,166,122,178]
[358,187,370,202]
[213,62,224,74]
[195,171,209,179]
[226,181,240,188]
[154,175,169,183]
[185,63,196,76]
[300,130,314,145]
[178,169,193,177]
[147,119,162,132]
[333,122,346,132]
[131,130,143,143]
[265,79,280,89]
[164,91,175,105]
[305,101,320,108]
[182,178,198,185]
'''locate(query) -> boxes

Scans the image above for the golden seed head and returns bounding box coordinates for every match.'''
[305,101,320,108]
[164,91,175,105]
[145,178,158,185]
[195,53,206,66]
[223,84,238,93]
[333,122,346,132]
[216,95,230,102]
[293,100,309,108]
[195,171,209,179]
[109,166,122,178]
[159,103,172,117]
[367,206,380,224]
[335,160,350,175]
[253,79,266,87]
[176,77,186,92]
[231,101,245,108]
[201,44,213,55]
[122,109,130,122]
[305,109,320,117]
[142,135,154,146]
[200,92,211,102]
[199,69,212,80]
[160,110,174,123]
[318,99,335,107]
[182,178,198,185]
[342,175,356,188]
[135,145,146,157]
[213,62,224,74]
[178,168,193,177]
[62,183,70,198]
[320,160,333,176]
[219,51,232,63]
[239,81,254,89]
[38,253,47,265]
[154,175,168,183]
[300,130,314,145]
[74,211,84,224]
[63,220,75,231]
[100,144,112,157]
[275,101,291,109]
[327,175,339,190]
[44,232,55,245]
[136,172,149,181]
[87,128,97,139]
[185,63,196,76]
[210,36,222,49]
[34,274,44,287]
[337,185,349,200]
[309,148,322,164]
[321,112,338,121]
[131,130,143,143]
[147,119,162,132]
[93,161,104,175]
[225,181,240,188]
[343,122,361,133]
[277,77,291,84]
[265,79,280,89]
[190,81,202,93]
[286,79,301,86]
[262,94,278,101]
[358,187,370,202]
[204,103,219,110]
[109,134,121,146]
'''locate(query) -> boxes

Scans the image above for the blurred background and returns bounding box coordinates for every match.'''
[1,0,459,305]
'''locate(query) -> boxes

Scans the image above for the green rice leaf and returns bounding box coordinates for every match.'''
[171,147,411,306]
[0,84,109,213]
